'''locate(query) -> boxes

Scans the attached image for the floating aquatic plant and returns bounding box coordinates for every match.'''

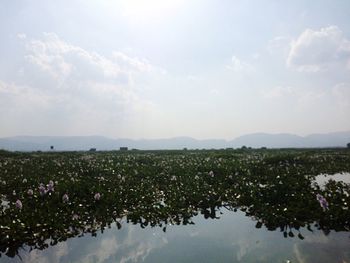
[0,149,349,258]
[316,194,329,211]
[15,199,22,210]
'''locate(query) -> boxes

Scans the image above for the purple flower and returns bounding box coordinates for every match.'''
[316,194,329,211]
[15,199,23,209]
[94,192,101,201]
[39,183,47,196]
[62,194,69,203]
[47,180,54,192]
[27,189,33,196]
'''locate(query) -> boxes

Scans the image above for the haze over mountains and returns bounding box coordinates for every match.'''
[1,131,350,151]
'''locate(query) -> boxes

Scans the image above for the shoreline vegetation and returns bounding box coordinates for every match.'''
[1,148,350,258]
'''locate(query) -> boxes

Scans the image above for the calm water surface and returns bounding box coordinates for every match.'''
[315,172,350,187]
[3,210,350,263]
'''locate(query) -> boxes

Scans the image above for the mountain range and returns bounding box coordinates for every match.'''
[1,131,350,151]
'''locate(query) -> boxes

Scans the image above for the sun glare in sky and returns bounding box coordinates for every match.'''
[120,0,185,22]
[0,1,350,139]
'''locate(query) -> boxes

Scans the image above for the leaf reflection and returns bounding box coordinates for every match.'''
[0,149,350,258]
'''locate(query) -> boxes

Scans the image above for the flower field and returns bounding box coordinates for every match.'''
[1,148,350,258]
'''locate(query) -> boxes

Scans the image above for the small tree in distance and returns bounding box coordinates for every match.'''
[347,143,350,149]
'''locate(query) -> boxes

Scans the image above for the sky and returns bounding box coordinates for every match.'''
[0,0,350,139]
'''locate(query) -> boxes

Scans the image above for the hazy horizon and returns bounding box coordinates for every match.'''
[2,130,350,141]
[1,1,350,139]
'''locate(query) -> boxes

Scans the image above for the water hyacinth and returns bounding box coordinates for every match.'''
[316,194,329,211]
[94,193,101,201]
[39,184,47,196]
[62,194,69,203]
[15,199,22,210]
[47,180,54,192]
[1,148,350,259]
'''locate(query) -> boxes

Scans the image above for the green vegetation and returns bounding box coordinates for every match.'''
[1,149,350,258]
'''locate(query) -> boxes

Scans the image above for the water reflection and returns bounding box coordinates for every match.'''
[2,210,350,263]
[315,172,350,188]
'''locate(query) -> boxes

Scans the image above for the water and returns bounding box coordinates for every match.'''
[1,172,350,262]
[2,209,350,263]
[315,172,350,188]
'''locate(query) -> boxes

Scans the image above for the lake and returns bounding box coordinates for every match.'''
[2,205,350,263]
[1,150,350,262]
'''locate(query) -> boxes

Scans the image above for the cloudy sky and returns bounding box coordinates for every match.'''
[1,0,350,139]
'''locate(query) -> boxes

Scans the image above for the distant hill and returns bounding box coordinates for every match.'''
[229,131,350,148]
[0,131,349,151]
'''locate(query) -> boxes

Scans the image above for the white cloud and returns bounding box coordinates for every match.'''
[287,26,350,72]
[19,241,69,263]
[332,83,350,108]
[112,51,154,73]
[0,80,53,109]
[267,36,291,55]
[210,88,219,95]
[251,53,260,60]
[74,226,168,263]
[22,33,165,83]
[261,86,294,99]
[0,33,161,137]
[226,55,253,72]
[261,85,328,110]
[89,236,119,263]
[262,83,350,117]
[17,33,27,39]
[24,33,124,81]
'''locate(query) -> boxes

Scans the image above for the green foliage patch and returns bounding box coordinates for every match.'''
[1,149,350,258]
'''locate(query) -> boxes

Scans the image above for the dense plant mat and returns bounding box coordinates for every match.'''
[1,148,350,258]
